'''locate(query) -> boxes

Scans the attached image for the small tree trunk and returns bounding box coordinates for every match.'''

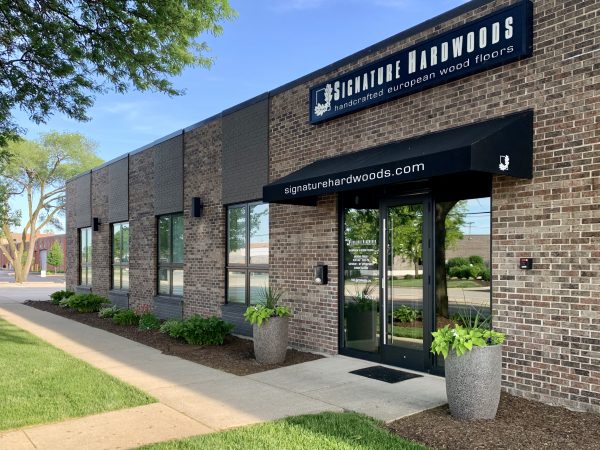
[435,201,458,319]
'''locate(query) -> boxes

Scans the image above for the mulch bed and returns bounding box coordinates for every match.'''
[387,392,600,450]
[24,301,322,376]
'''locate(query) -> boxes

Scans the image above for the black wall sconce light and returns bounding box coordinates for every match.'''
[191,197,204,218]
[92,217,101,231]
[313,264,328,285]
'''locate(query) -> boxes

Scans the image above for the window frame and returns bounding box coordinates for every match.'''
[78,227,92,286]
[111,221,129,291]
[226,201,269,306]
[157,213,184,297]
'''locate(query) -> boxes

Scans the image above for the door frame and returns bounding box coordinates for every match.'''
[338,192,436,373]
[379,195,434,372]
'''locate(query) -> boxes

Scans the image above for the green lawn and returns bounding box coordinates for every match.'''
[392,325,423,340]
[140,412,428,450]
[391,279,484,288]
[0,317,154,431]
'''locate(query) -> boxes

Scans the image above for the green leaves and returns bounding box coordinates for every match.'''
[59,293,109,313]
[244,304,292,327]
[0,1,237,141]
[159,315,234,345]
[430,324,505,358]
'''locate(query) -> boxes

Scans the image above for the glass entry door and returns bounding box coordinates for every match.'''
[380,199,431,370]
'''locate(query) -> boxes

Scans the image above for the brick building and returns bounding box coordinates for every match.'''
[1,233,66,273]
[66,0,600,413]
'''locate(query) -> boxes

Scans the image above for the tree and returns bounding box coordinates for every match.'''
[343,203,466,316]
[0,1,236,145]
[0,132,103,282]
[46,240,64,274]
[435,201,466,318]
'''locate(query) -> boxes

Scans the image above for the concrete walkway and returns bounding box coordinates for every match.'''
[0,303,446,450]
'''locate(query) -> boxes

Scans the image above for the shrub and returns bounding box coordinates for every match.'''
[447,257,469,269]
[393,305,422,323]
[50,290,74,305]
[415,274,423,280]
[113,309,140,326]
[61,293,109,312]
[159,316,233,345]
[468,255,485,266]
[480,268,491,281]
[98,305,121,318]
[160,319,186,340]
[403,274,414,280]
[180,315,234,345]
[448,266,460,279]
[449,265,473,279]
[138,313,161,331]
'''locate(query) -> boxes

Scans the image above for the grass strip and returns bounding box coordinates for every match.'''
[0,317,154,431]
[140,411,429,450]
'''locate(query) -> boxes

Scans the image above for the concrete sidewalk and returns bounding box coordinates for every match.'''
[0,303,446,450]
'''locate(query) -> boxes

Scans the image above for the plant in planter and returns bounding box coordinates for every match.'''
[344,283,378,343]
[243,286,291,365]
[431,310,505,420]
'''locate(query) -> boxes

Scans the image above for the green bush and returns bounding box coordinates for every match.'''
[480,267,491,281]
[180,315,234,345]
[159,316,233,345]
[403,274,414,280]
[138,313,161,331]
[160,319,186,340]
[61,293,109,313]
[113,309,140,326]
[449,265,473,279]
[393,305,422,323]
[447,257,469,269]
[98,305,121,318]
[468,255,485,266]
[50,290,75,305]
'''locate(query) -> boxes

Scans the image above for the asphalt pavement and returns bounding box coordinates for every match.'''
[0,269,65,303]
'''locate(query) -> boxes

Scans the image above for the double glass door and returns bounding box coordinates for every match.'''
[342,197,431,371]
[342,191,492,372]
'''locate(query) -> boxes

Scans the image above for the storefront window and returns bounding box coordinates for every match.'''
[79,227,92,286]
[111,222,129,290]
[158,213,184,296]
[226,202,269,305]
[434,197,491,367]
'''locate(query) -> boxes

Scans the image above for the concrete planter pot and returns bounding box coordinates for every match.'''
[445,344,503,420]
[252,316,289,365]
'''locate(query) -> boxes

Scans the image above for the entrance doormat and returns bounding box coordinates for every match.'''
[349,365,423,383]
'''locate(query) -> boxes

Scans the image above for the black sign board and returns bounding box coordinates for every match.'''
[309,1,533,124]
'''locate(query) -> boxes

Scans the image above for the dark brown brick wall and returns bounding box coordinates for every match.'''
[270,195,339,354]
[90,167,110,298]
[183,121,226,317]
[65,181,78,291]
[128,148,157,309]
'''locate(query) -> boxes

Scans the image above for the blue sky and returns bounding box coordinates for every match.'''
[11,0,475,231]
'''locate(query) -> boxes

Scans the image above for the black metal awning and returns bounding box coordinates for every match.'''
[263,110,533,205]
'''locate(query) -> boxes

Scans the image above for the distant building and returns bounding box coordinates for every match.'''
[0,233,66,272]
[446,235,490,265]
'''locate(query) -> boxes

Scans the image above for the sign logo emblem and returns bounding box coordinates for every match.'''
[314,83,333,117]
[499,155,510,171]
